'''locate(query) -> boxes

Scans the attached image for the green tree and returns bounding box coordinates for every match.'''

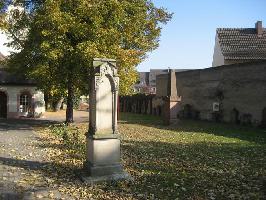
[1,0,172,123]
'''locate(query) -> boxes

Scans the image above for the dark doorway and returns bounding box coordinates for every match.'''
[0,91,7,118]
[262,108,266,127]
[230,108,240,124]
[157,106,162,116]
[183,104,192,119]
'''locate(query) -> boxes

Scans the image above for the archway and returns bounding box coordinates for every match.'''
[0,91,7,118]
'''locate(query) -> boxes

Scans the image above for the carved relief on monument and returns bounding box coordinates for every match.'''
[89,58,119,136]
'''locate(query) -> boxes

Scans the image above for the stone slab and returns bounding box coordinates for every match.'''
[84,162,123,177]
[80,172,133,185]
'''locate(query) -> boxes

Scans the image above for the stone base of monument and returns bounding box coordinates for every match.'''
[170,118,180,124]
[80,170,132,185]
[81,135,132,184]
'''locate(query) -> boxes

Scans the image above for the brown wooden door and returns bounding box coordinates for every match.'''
[0,91,7,118]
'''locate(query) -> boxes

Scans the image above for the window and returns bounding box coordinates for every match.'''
[19,94,31,112]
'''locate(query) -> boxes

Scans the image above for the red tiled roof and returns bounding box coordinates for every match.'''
[217,28,266,60]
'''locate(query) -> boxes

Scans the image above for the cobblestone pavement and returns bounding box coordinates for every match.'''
[0,119,73,200]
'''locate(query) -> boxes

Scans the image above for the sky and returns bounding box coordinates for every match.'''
[1,0,266,71]
[0,33,10,56]
[138,0,266,71]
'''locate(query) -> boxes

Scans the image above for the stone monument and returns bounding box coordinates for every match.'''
[83,58,130,183]
[163,69,181,125]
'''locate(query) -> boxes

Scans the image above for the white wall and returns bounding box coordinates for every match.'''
[33,90,45,116]
[212,34,225,67]
[0,85,45,118]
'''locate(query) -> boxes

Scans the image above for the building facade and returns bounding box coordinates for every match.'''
[134,69,190,94]
[0,85,45,118]
[0,54,45,119]
[133,72,152,94]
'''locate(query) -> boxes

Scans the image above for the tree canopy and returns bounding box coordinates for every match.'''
[0,0,172,122]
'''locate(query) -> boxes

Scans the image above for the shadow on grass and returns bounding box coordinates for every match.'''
[1,127,265,199]
[119,112,266,145]
[1,113,265,199]
[121,139,266,199]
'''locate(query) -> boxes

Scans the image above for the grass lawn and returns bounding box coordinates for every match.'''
[39,113,266,199]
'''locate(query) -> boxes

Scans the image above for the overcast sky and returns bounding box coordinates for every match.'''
[1,1,266,71]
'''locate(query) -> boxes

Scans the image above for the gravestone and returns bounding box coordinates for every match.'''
[83,58,130,183]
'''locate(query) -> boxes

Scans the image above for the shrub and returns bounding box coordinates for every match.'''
[49,124,85,154]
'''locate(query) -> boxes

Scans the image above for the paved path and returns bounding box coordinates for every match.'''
[41,110,89,123]
[0,119,73,200]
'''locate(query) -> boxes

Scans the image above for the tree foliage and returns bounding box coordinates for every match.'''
[1,0,172,122]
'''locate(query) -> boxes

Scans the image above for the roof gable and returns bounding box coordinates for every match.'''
[217,27,266,60]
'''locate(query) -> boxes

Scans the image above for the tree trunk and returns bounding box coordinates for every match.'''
[53,98,64,112]
[66,77,74,124]
[44,92,49,110]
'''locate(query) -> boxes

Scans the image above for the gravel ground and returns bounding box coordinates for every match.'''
[41,110,89,123]
[0,119,75,200]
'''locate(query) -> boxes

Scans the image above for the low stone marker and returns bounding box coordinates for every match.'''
[82,58,130,184]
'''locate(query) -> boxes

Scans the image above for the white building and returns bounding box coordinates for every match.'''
[134,69,191,94]
[0,53,45,118]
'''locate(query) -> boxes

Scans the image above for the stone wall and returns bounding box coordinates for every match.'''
[157,61,266,126]
[156,74,168,97]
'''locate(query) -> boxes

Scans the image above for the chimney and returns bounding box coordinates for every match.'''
[255,21,263,36]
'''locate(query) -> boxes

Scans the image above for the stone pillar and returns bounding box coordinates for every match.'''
[83,58,130,183]
[163,69,181,125]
